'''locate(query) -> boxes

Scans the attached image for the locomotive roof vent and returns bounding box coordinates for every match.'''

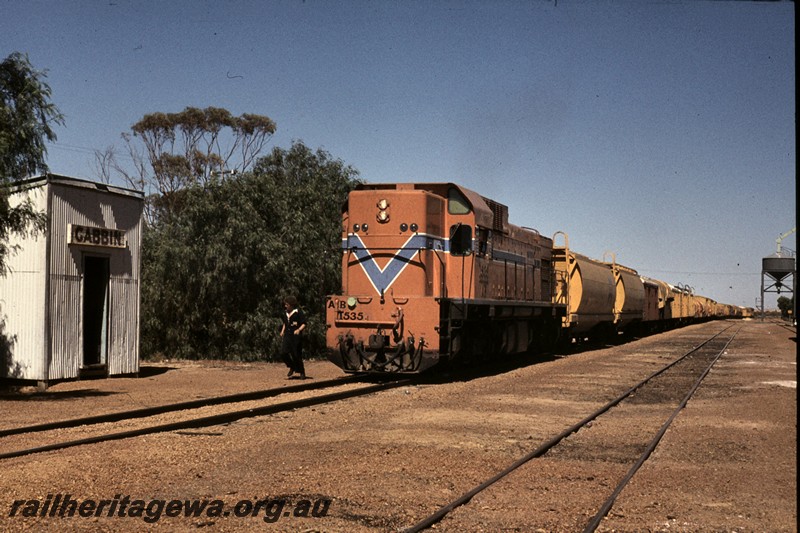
[481,196,508,234]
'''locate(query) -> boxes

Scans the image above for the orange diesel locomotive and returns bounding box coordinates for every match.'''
[326,182,742,373]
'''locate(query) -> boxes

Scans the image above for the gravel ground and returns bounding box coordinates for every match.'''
[0,319,795,532]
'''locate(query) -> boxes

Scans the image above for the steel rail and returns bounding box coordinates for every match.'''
[402,325,735,533]
[582,328,739,532]
[0,378,412,461]
[0,374,365,438]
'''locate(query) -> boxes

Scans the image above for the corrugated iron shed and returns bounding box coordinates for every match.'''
[1,174,144,385]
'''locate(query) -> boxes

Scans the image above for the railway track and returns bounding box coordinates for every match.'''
[0,375,413,461]
[404,325,739,532]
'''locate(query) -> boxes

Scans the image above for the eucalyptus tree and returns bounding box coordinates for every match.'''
[97,106,276,224]
[0,52,64,272]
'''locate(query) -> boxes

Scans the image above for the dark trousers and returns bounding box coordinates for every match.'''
[281,334,305,374]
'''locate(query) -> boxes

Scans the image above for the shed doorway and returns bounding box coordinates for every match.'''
[83,255,110,367]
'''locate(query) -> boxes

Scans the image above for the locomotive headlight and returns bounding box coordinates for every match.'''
[347,297,357,309]
[353,224,360,233]
[376,198,390,224]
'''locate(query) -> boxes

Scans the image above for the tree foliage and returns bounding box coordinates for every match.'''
[140,141,359,360]
[96,106,276,224]
[1,52,64,180]
[776,295,794,318]
[0,52,63,272]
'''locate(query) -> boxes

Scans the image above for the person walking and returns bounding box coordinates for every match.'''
[280,295,306,379]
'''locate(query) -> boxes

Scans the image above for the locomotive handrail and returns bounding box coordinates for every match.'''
[347,245,429,251]
[345,247,353,293]
[431,247,447,299]
[521,226,541,236]
[552,230,569,250]
[602,250,617,268]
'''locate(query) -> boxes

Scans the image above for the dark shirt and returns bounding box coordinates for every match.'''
[282,308,306,335]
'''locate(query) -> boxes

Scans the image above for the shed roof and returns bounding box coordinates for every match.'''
[8,173,144,200]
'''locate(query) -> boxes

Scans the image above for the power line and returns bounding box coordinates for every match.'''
[49,142,135,162]
[49,142,97,155]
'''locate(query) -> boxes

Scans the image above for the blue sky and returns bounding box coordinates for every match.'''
[3,0,795,309]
